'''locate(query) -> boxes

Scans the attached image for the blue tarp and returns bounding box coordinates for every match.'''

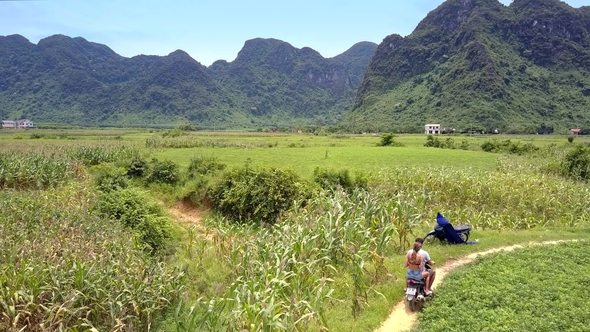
[437,212,478,245]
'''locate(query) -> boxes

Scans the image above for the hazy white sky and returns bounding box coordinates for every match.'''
[0,0,588,66]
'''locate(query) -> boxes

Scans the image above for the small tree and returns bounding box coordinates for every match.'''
[377,133,395,146]
[562,144,590,181]
[146,159,180,184]
[208,166,308,224]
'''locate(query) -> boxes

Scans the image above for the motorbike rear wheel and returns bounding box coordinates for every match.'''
[424,234,436,244]
[408,298,417,312]
[459,231,469,242]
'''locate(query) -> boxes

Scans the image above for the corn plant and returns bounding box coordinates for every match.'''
[0,183,183,331]
[373,163,590,230]
[68,145,140,166]
[0,152,77,190]
[175,189,415,330]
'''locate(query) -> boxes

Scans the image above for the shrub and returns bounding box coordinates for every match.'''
[179,176,211,207]
[92,164,129,192]
[147,159,180,185]
[187,155,226,178]
[313,167,353,190]
[377,133,405,147]
[127,157,148,177]
[378,133,394,146]
[481,139,539,155]
[162,128,183,138]
[460,140,470,150]
[95,188,173,254]
[208,166,308,224]
[480,140,497,152]
[178,123,196,131]
[568,136,575,143]
[425,135,454,149]
[562,144,590,181]
[312,167,369,191]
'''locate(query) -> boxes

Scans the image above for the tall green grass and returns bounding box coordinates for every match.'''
[173,189,423,331]
[373,158,590,229]
[0,145,183,331]
[0,152,76,190]
[0,184,183,331]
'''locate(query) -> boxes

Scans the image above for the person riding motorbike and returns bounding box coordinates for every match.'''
[413,237,436,292]
[404,242,433,295]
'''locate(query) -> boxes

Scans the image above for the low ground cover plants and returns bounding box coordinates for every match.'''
[413,241,590,332]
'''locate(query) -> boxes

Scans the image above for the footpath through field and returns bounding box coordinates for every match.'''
[374,240,579,332]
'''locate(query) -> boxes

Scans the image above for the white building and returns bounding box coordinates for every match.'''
[16,119,34,128]
[425,124,441,135]
[1,119,34,129]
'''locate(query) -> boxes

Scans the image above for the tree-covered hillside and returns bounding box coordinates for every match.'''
[0,34,376,129]
[347,0,590,133]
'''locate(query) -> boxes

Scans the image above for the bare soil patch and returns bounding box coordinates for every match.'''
[169,200,205,226]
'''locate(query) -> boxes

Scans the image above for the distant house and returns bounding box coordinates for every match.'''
[571,128,581,135]
[1,119,34,129]
[425,124,441,135]
[1,120,16,129]
[17,119,34,128]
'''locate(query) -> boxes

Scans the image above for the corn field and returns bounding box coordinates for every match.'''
[372,159,590,230]
[173,155,590,331]
[0,152,77,190]
[0,145,182,332]
[3,137,590,331]
[145,138,271,149]
[174,189,423,331]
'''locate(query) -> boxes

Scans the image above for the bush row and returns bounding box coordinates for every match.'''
[480,139,539,154]
[424,135,469,150]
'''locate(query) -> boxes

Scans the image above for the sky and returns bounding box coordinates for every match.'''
[0,0,589,66]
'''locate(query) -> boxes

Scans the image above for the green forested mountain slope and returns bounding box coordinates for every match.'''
[347,0,590,133]
[0,34,376,128]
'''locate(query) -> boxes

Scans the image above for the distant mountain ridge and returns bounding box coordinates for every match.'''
[348,0,590,133]
[0,34,377,128]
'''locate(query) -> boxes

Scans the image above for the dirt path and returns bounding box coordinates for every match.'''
[374,240,576,332]
[168,200,204,225]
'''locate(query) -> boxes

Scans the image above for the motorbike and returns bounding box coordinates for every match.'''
[405,277,431,311]
[424,224,471,244]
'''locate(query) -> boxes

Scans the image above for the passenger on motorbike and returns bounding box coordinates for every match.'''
[414,237,436,292]
[405,242,433,295]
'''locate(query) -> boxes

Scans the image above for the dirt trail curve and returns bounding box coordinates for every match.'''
[374,240,577,332]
